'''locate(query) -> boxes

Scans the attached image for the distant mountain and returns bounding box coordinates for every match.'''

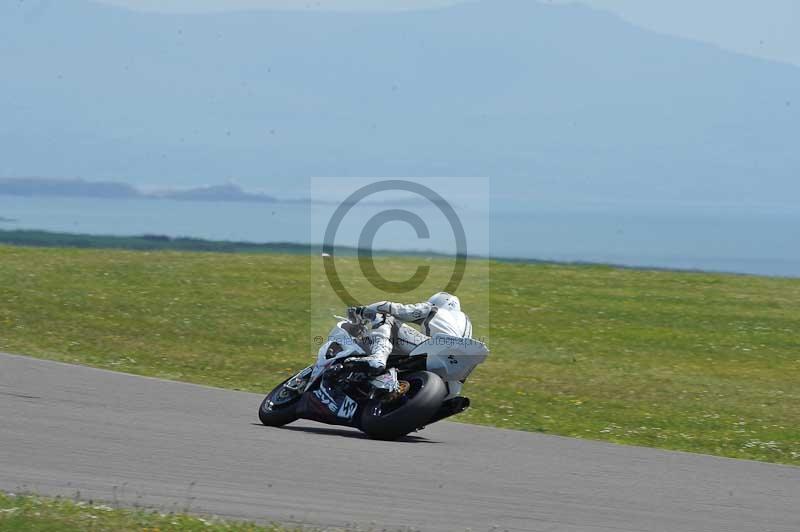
[0,178,140,199]
[153,183,276,203]
[1,0,798,204]
[0,178,276,203]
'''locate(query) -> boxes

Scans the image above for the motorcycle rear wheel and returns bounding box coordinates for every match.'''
[258,377,301,427]
[360,370,446,441]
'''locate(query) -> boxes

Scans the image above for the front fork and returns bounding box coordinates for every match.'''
[284,365,314,392]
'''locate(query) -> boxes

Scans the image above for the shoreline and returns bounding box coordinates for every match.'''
[2,228,797,280]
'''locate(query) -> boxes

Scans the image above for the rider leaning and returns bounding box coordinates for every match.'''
[346,292,473,376]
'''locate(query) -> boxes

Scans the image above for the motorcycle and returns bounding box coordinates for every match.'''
[258,308,489,440]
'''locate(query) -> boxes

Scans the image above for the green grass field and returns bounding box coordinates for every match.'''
[1,244,798,465]
[0,493,296,532]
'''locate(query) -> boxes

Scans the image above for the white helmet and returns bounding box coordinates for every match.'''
[428,292,461,312]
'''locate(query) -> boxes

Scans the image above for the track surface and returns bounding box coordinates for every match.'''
[1,353,798,532]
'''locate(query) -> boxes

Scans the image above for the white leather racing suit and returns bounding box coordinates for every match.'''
[353,300,473,374]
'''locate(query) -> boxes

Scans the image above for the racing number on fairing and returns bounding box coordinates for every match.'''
[448,354,459,365]
[337,396,358,420]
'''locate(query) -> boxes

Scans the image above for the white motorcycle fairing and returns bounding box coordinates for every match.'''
[408,334,489,399]
[303,320,400,394]
[305,320,367,389]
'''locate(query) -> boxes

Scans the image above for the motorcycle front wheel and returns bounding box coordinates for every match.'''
[360,370,446,441]
[258,377,302,427]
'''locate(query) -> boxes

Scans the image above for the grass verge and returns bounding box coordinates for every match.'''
[0,492,295,532]
[0,244,798,465]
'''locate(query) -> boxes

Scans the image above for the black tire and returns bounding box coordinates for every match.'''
[360,371,446,441]
[258,377,301,427]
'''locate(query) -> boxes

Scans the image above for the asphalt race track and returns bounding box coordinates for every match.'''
[1,352,798,532]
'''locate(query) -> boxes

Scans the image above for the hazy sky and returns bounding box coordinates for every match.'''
[96,0,464,13]
[96,0,800,66]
